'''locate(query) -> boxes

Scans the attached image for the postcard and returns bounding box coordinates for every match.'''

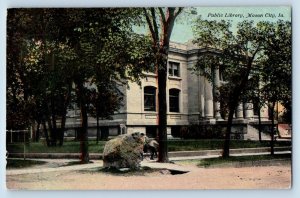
[6,6,291,190]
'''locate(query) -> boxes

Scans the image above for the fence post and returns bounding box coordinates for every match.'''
[10,129,12,143]
[23,130,26,160]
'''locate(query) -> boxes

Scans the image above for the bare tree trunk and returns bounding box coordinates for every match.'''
[258,108,262,142]
[47,117,54,146]
[157,64,168,162]
[222,61,253,157]
[59,113,66,146]
[222,102,235,158]
[143,8,183,163]
[270,101,276,155]
[75,81,89,164]
[35,120,41,142]
[59,84,72,146]
[79,101,89,163]
[50,96,57,146]
[42,121,50,147]
[96,113,99,144]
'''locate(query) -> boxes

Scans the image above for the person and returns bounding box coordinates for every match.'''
[143,137,159,160]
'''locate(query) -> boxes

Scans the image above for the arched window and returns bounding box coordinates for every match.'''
[144,86,156,111]
[169,88,180,112]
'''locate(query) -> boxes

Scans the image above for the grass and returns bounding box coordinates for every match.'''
[7,140,106,154]
[168,139,291,151]
[7,139,291,154]
[6,159,47,169]
[177,153,291,168]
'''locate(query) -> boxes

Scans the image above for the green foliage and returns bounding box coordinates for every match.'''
[193,19,290,104]
[7,9,155,136]
[192,18,291,156]
[193,19,266,105]
[259,20,292,107]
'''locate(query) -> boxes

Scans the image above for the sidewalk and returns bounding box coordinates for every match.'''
[6,159,191,176]
[6,159,103,176]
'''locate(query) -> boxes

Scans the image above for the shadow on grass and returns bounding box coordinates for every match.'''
[197,153,291,168]
[6,159,47,169]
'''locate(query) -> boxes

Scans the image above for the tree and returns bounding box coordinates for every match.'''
[88,31,154,142]
[258,20,292,155]
[143,8,183,162]
[193,19,269,157]
[70,10,154,163]
[7,8,154,163]
[7,9,37,131]
[7,9,78,146]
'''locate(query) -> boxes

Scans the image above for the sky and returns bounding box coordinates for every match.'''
[171,7,291,43]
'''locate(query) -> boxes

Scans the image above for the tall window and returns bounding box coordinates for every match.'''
[144,86,156,111]
[169,61,180,77]
[169,88,180,112]
[219,66,226,82]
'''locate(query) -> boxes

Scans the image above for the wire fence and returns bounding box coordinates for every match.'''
[6,129,30,160]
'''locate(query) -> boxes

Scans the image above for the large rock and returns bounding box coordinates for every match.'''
[103,132,145,169]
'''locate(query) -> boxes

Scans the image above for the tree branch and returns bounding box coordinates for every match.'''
[150,8,159,43]
[165,8,176,42]
[143,8,157,43]
[158,8,166,24]
[250,44,262,63]
[174,7,183,18]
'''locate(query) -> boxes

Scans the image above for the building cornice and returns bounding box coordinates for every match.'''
[169,45,222,57]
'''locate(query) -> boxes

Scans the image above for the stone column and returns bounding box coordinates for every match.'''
[204,78,214,119]
[213,66,222,120]
[260,104,269,121]
[235,103,244,119]
[200,76,205,118]
[200,94,205,118]
[244,103,254,119]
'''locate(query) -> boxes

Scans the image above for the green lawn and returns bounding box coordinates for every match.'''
[197,153,291,167]
[7,139,291,154]
[6,159,47,169]
[168,139,291,151]
[7,140,106,154]
[176,153,291,168]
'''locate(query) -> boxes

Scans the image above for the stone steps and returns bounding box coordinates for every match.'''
[244,124,271,140]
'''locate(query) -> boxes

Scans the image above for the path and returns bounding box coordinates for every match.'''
[6,150,292,190]
[7,149,290,176]
[6,161,291,190]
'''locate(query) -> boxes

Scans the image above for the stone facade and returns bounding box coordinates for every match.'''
[65,42,272,140]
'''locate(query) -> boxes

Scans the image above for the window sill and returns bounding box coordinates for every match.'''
[143,72,157,77]
[168,76,182,81]
[144,110,157,113]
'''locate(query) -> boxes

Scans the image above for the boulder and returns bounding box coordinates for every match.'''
[103,132,145,169]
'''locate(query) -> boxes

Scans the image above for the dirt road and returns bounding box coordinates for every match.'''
[6,160,291,190]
